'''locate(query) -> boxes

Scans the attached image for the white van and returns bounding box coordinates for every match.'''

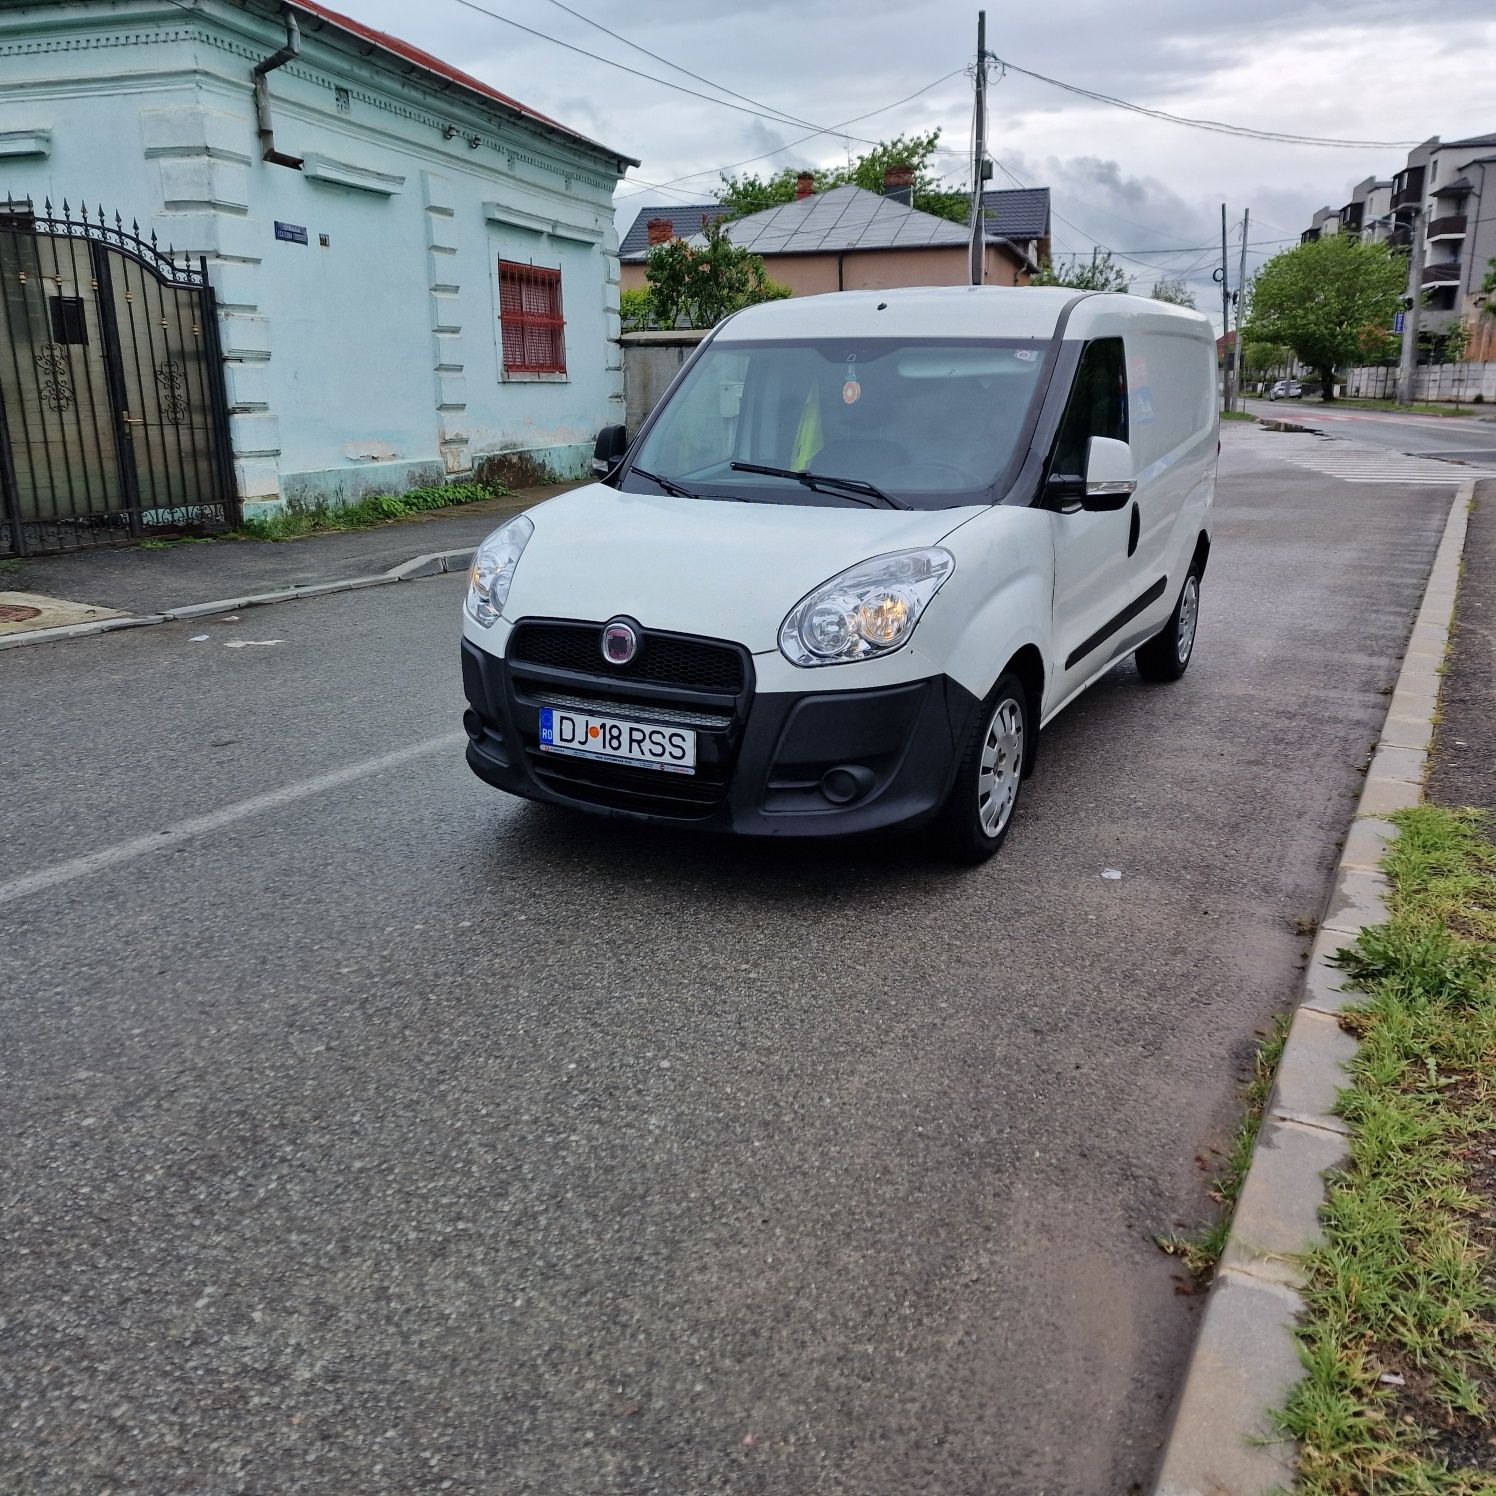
[461,286,1217,861]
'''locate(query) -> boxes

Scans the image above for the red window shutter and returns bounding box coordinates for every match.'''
[498,260,566,374]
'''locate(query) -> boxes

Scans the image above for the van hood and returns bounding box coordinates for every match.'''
[500,484,982,652]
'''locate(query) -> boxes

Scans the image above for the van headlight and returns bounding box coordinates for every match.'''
[779,548,954,666]
[465,514,534,627]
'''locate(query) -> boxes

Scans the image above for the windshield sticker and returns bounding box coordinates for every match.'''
[1014,348,1038,362]
[842,355,862,405]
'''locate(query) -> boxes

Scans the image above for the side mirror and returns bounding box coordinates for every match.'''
[592,424,628,477]
[1079,435,1136,512]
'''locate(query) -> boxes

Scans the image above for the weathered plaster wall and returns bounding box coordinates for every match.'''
[0,0,629,515]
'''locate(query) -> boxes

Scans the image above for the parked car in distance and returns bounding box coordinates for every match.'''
[1267,379,1304,400]
[462,285,1218,862]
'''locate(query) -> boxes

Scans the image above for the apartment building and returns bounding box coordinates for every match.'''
[1301,134,1496,350]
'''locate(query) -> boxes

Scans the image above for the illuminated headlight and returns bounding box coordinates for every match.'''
[464,514,534,627]
[779,548,954,666]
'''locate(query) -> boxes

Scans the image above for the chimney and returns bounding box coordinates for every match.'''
[795,172,815,200]
[882,163,914,206]
[645,216,675,246]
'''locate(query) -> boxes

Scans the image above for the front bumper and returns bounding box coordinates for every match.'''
[461,636,980,837]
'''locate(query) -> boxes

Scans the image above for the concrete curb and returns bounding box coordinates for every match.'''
[1151,477,1477,1496]
[0,547,477,653]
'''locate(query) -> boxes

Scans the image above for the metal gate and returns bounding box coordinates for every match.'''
[0,198,235,557]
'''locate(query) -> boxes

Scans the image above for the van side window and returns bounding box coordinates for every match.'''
[1049,337,1128,478]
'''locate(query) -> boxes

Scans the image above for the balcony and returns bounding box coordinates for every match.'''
[1426,214,1467,240]
[1422,260,1462,287]
[1392,168,1425,211]
[1300,228,1321,243]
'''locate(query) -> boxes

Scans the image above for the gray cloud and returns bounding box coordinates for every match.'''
[341,0,1494,326]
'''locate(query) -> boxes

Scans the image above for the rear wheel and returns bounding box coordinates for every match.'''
[935,672,1030,864]
[1136,568,1200,682]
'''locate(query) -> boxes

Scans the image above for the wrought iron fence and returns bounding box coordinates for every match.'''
[0,196,235,557]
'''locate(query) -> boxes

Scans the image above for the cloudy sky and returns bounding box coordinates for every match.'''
[342,0,1494,329]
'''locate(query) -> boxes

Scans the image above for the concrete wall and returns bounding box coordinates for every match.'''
[619,330,708,433]
[619,242,1026,297]
[0,0,630,515]
[1339,361,1496,402]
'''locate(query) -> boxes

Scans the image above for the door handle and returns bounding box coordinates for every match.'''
[1127,501,1140,558]
[120,410,144,427]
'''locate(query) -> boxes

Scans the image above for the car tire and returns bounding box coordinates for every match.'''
[935,671,1030,864]
[1136,567,1201,683]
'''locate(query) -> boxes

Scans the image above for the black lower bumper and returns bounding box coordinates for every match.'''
[461,638,980,837]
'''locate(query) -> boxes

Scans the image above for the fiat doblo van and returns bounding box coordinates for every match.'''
[461,285,1217,861]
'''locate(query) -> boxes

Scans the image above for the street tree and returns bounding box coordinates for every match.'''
[645,218,790,328]
[1243,235,1406,402]
[1150,276,1196,308]
[1032,249,1131,292]
[1242,340,1293,378]
[717,131,968,224]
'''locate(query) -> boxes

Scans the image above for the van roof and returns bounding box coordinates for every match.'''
[715,285,1210,343]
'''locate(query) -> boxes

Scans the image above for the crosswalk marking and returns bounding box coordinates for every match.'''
[1222,424,1496,486]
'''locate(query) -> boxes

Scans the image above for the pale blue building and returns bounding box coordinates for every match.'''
[0,0,636,539]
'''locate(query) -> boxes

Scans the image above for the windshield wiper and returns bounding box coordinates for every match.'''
[730,461,908,510]
[630,465,700,501]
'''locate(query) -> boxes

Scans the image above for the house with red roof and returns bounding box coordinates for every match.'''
[0,0,637,535]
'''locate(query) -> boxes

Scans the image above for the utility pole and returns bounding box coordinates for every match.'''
[1218,203,1233,413]
[1396,206,1424,407]
[969,10,987,286]
[1232,207,1250,402]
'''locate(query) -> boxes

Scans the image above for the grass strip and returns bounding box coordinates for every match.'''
[1277,804,1496,1495]
[1318,399,1479,418]
[237,481,513,542]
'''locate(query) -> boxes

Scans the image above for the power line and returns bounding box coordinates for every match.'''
[614,71,967,201]
[444,0,892,142]
[990,54,1419,150]
[527,0,824,125]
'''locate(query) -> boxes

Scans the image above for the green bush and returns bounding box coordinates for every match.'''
[619,287,651,331]
[240,479,511,541]
[645,219,793,328]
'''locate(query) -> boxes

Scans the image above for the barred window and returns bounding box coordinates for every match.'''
[498,260,566,375]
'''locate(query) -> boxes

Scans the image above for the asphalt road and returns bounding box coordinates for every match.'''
[1243,397,1496,463]
[0,430,1458,1496]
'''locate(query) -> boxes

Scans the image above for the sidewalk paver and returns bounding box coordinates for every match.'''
[0,483,576,623]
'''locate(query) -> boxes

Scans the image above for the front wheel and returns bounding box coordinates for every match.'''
[1136,569,1200,682]
[934,672,1030,864]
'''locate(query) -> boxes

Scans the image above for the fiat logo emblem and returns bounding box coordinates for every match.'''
[601,619,638,666]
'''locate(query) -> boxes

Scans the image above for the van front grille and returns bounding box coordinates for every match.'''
[508,620,747,694]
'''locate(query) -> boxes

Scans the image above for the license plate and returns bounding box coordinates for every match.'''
[538,707,697,774]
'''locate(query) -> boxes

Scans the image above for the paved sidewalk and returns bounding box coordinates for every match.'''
[1428,485,1496,820]
[1,483,575,620]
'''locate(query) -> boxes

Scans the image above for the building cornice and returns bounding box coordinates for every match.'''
[0,10,626,194]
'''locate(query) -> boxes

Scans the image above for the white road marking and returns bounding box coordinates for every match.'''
[1224,425,1496,485]
[0,732,466,907]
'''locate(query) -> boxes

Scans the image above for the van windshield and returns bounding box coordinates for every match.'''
[622,337,1050,511]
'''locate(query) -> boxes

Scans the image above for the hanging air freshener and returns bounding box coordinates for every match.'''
[842,354,861,405]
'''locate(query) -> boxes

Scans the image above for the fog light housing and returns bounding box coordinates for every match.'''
[819,764,875,805]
